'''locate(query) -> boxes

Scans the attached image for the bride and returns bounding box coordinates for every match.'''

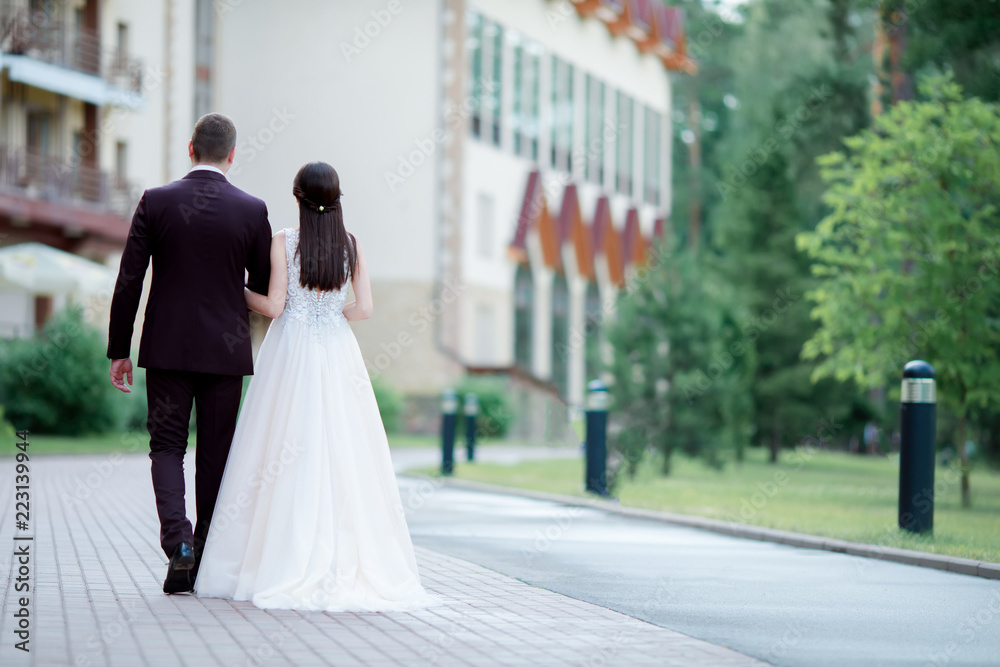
[194,161,435,612]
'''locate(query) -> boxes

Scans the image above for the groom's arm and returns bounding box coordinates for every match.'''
[245,203,271,296]
[107,191,153,361]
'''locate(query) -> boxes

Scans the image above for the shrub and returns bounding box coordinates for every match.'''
[0,307,121,435]
[116,367,148,432]
[372,377,402,434]
[456,375,514,439]
[0,406,15,448]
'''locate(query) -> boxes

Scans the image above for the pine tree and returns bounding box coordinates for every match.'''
[709,0,874,462]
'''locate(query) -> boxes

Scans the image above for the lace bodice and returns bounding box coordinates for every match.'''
[283,228,349,331]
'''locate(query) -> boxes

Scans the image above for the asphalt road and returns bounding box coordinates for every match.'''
[398,476,1000,667]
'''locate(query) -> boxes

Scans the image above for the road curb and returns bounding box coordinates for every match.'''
[416,475,1000,581]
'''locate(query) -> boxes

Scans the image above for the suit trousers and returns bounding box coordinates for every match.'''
[145,368,244,557]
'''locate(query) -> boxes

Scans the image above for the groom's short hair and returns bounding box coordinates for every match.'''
[191,113,237,163]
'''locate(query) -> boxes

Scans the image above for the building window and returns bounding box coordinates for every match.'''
[527,45,541,160]
[468,11,483,139]
[26,111,52,155]
[644,106,662,206]
[551,273,570,398]
[73,131,85,161]
[194,0,215,121]
[514,264,533,369]
[468,12,502,146]
[584,74,605,186]
[116,22,128,60]
[512,34,523,152]
[475,303,497,365]
[511,36,541,161]
[566,63,574,172]
[115,141,128,189]
[615,91,633,196]
[72,2,100,75]
[109,21,132,85]
[487,19,503,146]
[476,193,494,259]
[549,56,573,172]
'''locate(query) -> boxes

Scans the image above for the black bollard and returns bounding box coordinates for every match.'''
[585,379,609,496]
[441,388,457,476]
[899,360,936,534]
[464,393,478,462]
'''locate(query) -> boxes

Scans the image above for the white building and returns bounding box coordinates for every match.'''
[213,0,692,430]
[0,0,203,335]
[1,0,691,432]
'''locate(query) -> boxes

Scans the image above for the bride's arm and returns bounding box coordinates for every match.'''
[245,230,289,319]
[343,237,373,322]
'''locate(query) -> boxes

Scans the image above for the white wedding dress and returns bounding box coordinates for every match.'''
[194,227,435,612]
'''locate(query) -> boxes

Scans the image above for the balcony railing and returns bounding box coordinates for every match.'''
[0,3,143,93]
[0,144,137,219]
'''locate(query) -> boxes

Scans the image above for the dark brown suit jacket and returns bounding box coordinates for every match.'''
[107,170,272,376]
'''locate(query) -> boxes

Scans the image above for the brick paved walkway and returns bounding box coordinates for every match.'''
[0,453,765,666]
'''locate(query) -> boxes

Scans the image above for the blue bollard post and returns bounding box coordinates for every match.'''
[441,388,457,476]
[585,379,609,496]
[899,360,936,534]
[464,393,479,462]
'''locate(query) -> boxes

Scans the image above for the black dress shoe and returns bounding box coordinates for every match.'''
[163,542,195,594]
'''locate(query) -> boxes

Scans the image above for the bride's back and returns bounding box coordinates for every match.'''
[283,227,351,328]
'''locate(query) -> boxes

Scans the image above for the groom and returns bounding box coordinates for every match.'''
[107,113,272,593]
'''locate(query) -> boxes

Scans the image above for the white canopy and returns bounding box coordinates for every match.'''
[0,243,116,296]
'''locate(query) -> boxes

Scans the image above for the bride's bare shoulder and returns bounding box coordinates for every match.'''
[270,228,293,259]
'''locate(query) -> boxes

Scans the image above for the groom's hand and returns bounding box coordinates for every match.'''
[109,358,134,393]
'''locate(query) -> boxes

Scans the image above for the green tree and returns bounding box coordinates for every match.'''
[870,1,1000,468]
[668,0,744,248]
[710,0,874,462]
[881,0,1000,103]
[797,75,1000,506]
[607,243,754,475]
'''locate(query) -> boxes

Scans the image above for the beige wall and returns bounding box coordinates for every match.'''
[349,279,466,397]
[214,0,442,284]
[458,284,513,367]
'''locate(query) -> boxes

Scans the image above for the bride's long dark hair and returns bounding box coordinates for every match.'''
[292,162,357,291]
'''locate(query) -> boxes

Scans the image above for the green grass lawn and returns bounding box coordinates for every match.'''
[386,434,438,448]
[9,431,478,456]
[16,432,150,456]
[412,447,1000,564]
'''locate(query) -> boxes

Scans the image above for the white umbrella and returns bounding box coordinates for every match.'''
[0,243,116,296]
